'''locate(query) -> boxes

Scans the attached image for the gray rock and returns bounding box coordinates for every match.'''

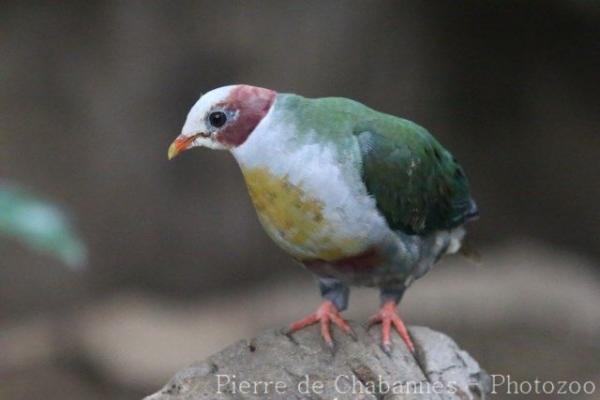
[145,324,490,400]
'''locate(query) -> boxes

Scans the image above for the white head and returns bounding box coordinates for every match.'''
[168,84,276,158]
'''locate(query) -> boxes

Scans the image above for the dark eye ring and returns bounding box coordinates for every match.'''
[208,111,227,128]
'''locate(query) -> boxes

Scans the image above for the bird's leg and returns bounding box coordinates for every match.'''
[287,279,353,348]
[368,287,415,354]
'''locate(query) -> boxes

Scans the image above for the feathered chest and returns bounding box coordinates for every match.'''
[241,167,333,255]
[233,125,390,261]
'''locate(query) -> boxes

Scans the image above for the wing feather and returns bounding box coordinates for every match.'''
[354,120,477,235]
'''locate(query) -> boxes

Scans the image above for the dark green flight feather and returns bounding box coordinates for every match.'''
[354,119,477,235]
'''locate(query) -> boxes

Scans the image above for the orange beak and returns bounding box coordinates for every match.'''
[168,134,200,160]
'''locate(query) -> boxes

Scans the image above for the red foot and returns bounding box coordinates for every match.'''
[368,301,415,353]
[287,300,353,347]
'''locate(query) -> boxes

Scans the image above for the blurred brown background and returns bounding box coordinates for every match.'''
[1,1,599,399]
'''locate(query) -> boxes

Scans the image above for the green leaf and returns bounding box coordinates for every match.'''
[0,182,87,269]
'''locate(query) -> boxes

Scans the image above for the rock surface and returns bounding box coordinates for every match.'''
[145,324,490,400]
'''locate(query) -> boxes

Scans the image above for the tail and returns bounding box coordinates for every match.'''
[465,198,479,222]
[459,237,482,264]
[458,198,481,263]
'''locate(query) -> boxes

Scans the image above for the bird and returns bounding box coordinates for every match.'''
[168,84,478,353]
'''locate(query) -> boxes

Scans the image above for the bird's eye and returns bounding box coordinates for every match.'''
[208,111,227,128]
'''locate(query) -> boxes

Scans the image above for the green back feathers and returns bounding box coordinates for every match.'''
[279,94,477,235]
[277,95,367,136]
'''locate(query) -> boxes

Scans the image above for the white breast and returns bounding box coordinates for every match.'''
[231,109,390,260]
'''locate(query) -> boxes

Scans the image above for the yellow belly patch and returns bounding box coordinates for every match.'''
[241,167,362,261]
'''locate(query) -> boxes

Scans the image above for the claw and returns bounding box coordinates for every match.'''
[381,342,392,356]
[288,300,352,348]
[348,327,358,341]
[368,300,415,353]
[325,337,336,355]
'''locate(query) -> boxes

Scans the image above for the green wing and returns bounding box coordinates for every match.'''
[279,94,477,235]
[354,117,477,235]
